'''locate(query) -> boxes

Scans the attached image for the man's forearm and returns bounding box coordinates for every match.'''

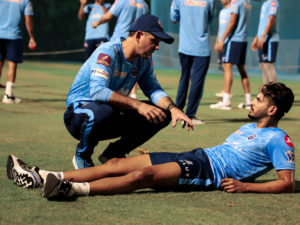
[243,179,295,193]
[220,14,238,42]
[25,15,34,39]
[108,91,142,110]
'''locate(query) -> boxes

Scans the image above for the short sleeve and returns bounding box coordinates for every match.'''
[266,132,295,171]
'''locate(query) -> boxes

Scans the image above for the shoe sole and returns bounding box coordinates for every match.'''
[72,156,79,170]
[7,154,41,188]
[42,173,62,198]
[210,106,232,110]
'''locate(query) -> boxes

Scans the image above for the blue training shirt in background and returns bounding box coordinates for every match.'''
[229,0,251,42]
[257,0,279,42]
[84,3,111,40]
[66,39,167,107]
[109,0,149,42]
[204,123,295,189]
[0,0,33,40]
[170,0,215,57]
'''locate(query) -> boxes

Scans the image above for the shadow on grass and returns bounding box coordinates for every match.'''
[23,98,66,103]
[47,195,78,202]
[207,117,300,124]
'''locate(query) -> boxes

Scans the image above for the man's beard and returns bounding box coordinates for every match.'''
[248,113,257,121]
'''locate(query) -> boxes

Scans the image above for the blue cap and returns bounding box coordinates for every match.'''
[129,14,174,44]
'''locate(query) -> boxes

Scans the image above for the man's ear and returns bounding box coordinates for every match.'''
[135,31,143,44]
[268,105,278,117]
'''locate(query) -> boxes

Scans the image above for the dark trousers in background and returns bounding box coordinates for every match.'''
[64,101,171,158]
[176,53,210,118]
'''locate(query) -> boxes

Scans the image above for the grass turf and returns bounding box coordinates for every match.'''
[0,61,300,225]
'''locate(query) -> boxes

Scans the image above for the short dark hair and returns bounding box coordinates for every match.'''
[260,82,294,120]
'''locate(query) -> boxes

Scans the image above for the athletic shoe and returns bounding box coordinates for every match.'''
[210,101,232,110]
[238,103,251,110]
[2,94,21,104]
[7,155,43,188]
[215,90,233,98]
[72,154,94,169]
[191,117,205,125]
[42,173,74,198]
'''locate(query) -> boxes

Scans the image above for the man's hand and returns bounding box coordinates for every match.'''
[251,37,258,51]
[257,36,265,49]
[28,38,37,50]
[169,107,194,131]
[80,0,87,4]
[137,102,167,124]
[215,40,224,53]
[92,21,99,28]
[221,178,247,193]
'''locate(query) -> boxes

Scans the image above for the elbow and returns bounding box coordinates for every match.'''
[280,181,295,193]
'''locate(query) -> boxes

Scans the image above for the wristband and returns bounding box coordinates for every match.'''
[167,102,176,111]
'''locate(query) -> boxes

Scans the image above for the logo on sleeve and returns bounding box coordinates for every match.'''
[92,68,108,80]
[97,53,111,67]
[247,134,257,140]
[271,1,276,7]
[285,135,294,148]
[285,151,295,164]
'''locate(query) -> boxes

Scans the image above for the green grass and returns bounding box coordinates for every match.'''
[1,61,300,225]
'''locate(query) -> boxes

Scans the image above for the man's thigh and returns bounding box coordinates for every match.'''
[258,41,278,63]
[5,39,23,63]
[223,41,247,65]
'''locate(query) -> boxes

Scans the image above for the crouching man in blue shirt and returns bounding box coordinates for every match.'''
[64,14,193,169]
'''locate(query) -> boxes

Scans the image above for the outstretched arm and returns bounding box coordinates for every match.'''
[257,15,276,49]
[221,170,295,193]
[25,15,36,50]
[92,11,114,28]
[216,13,238,53]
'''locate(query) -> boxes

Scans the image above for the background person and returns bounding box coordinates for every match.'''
[251,0,279,84]
[92,0,149,100]
[211,0,251,110]
[78,0,111,60]
[0,0,36,104]
[92,0,148,41]
[214,0,231,99]
[8,82,295,197]
[170,0,215,125]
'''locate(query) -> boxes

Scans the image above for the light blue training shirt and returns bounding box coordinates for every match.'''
[257,0,279,42]
[218,7,231,43]
[66,39,167,107]
[170,0,215,57]
[84,3,111,40]
[229,0,251,42]
[109,0,149,42]
[0,0,33,39]
[204,123,295,189]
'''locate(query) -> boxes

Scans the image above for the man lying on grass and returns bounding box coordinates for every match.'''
[7,82,295,198]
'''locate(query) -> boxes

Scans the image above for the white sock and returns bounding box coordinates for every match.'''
[71,182,90,196]
[245,93,251,105]
[223,93,231,105]
[5,81,14,96]
[39,170,64,182]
